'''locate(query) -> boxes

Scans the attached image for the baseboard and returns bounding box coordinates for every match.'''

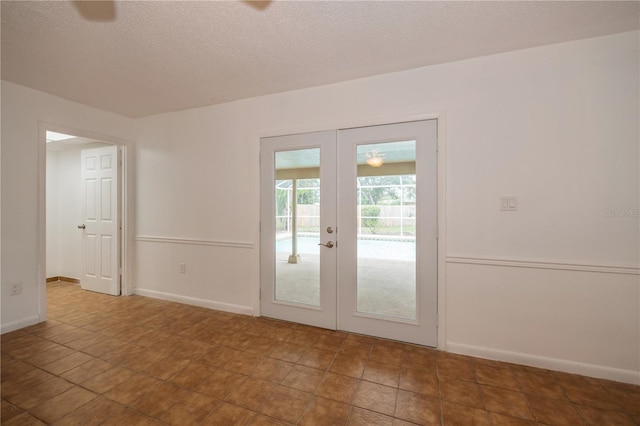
[134,288,254,317]
[46,276,80,284]
[447,342,640,385]
[1,315,41,334]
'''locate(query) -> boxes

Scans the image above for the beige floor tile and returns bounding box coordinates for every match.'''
[260,386,313,424]
[474,363,520,391]
[28,387,97,424]
[352,381,398,417]
[21,344,76,368]
[53,396,126,426]
[398,368,439,397]
[60,358,111,385]
[439,376,484,409]
[225,377,277,411]
[195,368,247,399]
[268,342,306,363]
[370,345,404,368]
[249,414,293,425]
[315,372,360,404]
[3,412,47,425]
[100,408,156,426]
[297,347,335,370]
[578,405,637,426]
[6,377,74,410]
[442,401,491,425]
[298,396,350,425]
[80,366,136,394]
[102,373,162,405]
[281,365,325,393]
[346,407,395,426]
[157,392,219,425]
[1,399,24,423]
[489,412,538,425]
[527,394,586,426]
[251,357,295,383]
[363,360,402,387]
[4,282,639,426]
[395,389,441,425]
[329,352,367,378]
[437,356,476,382]
[168,361,217,390]
[481,385,535,421]
[201,402,255,425]
[223,351,263,375]
[128,382,189,418]
[40,351,95,376]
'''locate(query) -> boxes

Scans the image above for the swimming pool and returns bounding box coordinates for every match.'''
[275,235,415,261]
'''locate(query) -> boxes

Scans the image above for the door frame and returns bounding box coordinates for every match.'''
[37,122,135,321]
[257,112,447,349]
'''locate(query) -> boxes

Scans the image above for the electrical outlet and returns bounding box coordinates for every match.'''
[10,282,22,296]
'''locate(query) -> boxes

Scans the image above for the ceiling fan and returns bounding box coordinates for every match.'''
[72,0,272,22]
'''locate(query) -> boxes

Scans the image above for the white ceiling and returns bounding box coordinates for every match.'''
[2,1,638,119]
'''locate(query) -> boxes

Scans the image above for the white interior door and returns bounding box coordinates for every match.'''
[260,121,437,347]
[80,146,120,296]
[260,131,337,329]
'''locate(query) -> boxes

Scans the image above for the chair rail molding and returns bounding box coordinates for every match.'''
[446,255,640,275]
[135,235,254,250]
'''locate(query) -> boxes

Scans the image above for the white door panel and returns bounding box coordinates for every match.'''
[337,120,438,346]
[80,146,120,295]
[260,131,337,330]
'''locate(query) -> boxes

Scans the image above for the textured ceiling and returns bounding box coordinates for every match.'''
[2,1,638,118]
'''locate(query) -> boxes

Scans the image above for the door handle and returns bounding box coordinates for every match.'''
[318,241,335,248]
[78,224,86,230]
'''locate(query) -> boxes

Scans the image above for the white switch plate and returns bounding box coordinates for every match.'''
[180,263,186,274]
[500,196,518,211]
[9,282,22,296]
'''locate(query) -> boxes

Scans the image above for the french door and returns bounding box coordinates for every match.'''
[260,120,437,346]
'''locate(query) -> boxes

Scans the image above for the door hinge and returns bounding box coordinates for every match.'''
[436,313,439,327]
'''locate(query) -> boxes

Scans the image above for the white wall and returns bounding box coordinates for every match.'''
[1,81,135,332]
[56,150,83,279]
[135,31,639,383]
[46,152,60,278]
[1,31,637,384]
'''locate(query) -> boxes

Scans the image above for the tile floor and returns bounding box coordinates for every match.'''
[1,281,639,425]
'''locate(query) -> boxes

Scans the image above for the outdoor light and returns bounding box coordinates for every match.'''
[366,150,385,167]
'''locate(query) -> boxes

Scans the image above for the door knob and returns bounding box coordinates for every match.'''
[78,224,86,230]
[318,241,335,248]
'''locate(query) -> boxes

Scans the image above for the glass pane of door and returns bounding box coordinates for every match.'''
[274,148,321,306]
[260,130,337,331]
[356,141,417,319]
[337,120,437,347]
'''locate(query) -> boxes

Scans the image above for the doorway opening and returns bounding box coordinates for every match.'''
[41,126,130,320]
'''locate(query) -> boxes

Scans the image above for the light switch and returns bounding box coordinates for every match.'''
[500,196,518,211]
